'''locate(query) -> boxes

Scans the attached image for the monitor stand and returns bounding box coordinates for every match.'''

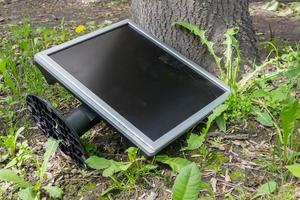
[27,94,99,167]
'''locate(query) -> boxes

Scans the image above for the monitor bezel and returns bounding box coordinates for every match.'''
[34,19,230,156]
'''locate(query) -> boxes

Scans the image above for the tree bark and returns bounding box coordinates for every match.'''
[131,0,257,75]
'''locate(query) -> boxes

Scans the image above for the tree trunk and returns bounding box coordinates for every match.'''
[131,0,257,75]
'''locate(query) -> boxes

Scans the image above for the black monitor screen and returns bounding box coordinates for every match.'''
[50,25,225,141]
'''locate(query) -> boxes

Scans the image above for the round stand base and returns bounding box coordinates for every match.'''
[26,94,87,167]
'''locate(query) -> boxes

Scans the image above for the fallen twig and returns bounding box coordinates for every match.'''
[208,131,250,140]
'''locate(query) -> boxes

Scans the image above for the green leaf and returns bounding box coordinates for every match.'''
[86,156,112,170]
[0,54,7,73]
[223,27,240,89]
[15,127,25,143]
[173,21,224,79]
[286,164,300,178]
[281,97,300,148]
[40,138,59,181]
[216,114,226,132]
[127,147,139,163]
[186,133,206,150]
[18,187,37,200]
[270,89,286,102]
[143,164,158,171]
[172,162,202,200]
[44,185,63,199]
[0,54,17,93]
[102,162,131,177]
[155,155,191,173]
[0,169,30,188]
[251,89,268,98]
[101,186,117,196]
[3,71,17,94]
[285,65,300,80]
[86,156,131,177]
[254,181,277,198]
[5,157,18,169]
[251,108,273,127]
[202,104,229,135]
[262,0,279,11]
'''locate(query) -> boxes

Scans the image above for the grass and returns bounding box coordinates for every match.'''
[174,21,300,199]
[0,18,300,200]
[0,138,62,200]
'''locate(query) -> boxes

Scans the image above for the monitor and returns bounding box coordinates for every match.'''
[34,20,230,155]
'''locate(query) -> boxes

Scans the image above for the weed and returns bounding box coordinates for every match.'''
[279,95,300,162]
[81,130,99,155]
[0,138,63,200]
[86,147,157,196]
[174,20,300,199]
[174,21,300,152]
[0,127,24,159]
[252,180,277,199]
[5,140,34,169]
[174,21,248,134]
[0,19,118,199]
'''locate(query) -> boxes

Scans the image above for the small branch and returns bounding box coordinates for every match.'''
[207,131,250,140]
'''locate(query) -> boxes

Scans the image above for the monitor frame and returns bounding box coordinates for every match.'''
[34,19,230,156]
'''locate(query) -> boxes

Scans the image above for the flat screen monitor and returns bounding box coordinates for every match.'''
[34,20,230,155]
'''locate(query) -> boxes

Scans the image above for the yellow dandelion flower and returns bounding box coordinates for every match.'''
[75,25,86,33]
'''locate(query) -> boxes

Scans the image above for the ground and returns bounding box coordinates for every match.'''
[0,0,300,200]
[1,0,300,43]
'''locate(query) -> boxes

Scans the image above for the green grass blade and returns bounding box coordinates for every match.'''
[39,138,59,181]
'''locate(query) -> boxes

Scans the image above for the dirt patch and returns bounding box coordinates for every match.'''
[1,1,300,45]
[250,1,300,45]
[0,0,130,30]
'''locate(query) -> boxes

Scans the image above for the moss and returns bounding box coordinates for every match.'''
[205,152,229,171]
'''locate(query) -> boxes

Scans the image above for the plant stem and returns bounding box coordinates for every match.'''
[238,58,278,90]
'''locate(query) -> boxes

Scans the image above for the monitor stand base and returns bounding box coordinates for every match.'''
[26,94,100,168]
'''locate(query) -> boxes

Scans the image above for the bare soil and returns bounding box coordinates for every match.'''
[0,0,130,30]
[1,0,300,43]
[250,1,300,45]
